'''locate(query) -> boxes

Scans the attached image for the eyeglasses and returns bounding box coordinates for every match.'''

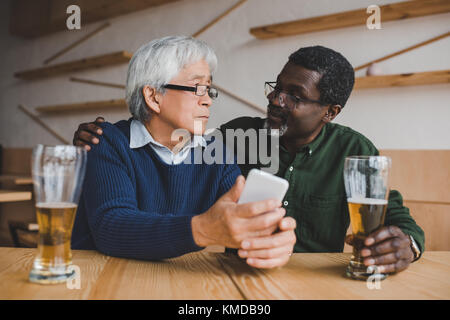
[163,84,218,99]
[264,81,324,109]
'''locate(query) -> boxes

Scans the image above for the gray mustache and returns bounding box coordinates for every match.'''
[267,105,289,120]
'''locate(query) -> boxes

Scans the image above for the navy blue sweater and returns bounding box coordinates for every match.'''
[71,119,240,260]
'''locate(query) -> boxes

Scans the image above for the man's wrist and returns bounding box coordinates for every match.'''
[409,235,421,262]
[191,214,210,247]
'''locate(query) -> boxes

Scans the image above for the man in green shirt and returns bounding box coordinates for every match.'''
[73,45,424,274]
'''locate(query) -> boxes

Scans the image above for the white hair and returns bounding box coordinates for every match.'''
[125,35,218,123]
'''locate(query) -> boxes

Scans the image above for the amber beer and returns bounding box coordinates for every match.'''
[347,197,388,279]
[34,202,77,267]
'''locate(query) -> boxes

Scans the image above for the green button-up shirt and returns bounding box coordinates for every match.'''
[220,117,425,255]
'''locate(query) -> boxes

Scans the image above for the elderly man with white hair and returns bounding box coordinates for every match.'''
[71,36,297,268]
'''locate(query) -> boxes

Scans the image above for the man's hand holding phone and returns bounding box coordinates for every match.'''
[236,169,297,269]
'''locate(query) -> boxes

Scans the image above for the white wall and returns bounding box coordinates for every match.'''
[1,0,449,149]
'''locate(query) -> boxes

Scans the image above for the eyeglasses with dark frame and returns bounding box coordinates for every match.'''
[264,81,324,108]
[163,84,219,99]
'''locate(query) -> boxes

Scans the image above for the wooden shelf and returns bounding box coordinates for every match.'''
[0,190,32,203]
[14,51,133,80]
[10,0,181,38]
[250,0,450,39]
[354,69,450,89]
[0,175,33,185]
[35,99,127,113]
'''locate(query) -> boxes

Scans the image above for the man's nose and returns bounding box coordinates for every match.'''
[200,93,212,107]
[268,90,283,108]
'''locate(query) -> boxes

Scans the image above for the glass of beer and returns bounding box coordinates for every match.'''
[29,145,87,284]
[343,156,391,281]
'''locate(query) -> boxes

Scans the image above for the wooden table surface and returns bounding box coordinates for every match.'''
[0,247,449,300]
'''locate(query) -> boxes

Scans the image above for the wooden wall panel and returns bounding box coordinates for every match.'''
[0,148,34,246]
[1,148,32,176]
[380,150,450,203]
[405,201,450,251]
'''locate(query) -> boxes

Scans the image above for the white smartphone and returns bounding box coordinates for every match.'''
[238,169,289,204]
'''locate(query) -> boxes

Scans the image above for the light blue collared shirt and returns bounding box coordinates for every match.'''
[129,120,206,165]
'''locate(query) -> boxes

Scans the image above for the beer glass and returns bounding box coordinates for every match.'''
[29,145,87,284]
[343,156,391,281]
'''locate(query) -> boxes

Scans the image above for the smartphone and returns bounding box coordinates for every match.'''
[238,169,289,204]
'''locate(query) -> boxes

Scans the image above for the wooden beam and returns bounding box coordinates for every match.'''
[17,105,70,144]
[0,175,33,185]
[44,22,111,65]
[15,51,133,80]
[355,31,450,71]
[0,190,32,203]
[354,69,450,89]
[10,0,181,38]
[70,77,125,89]
[215,84,265,114]
[35,99,127,113]
[250,0,450,39]
[192,0,247,38]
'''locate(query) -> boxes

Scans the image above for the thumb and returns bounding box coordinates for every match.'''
[345,234,354,246]
[222,175,245,203]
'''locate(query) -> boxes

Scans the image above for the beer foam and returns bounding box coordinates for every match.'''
[347,198,388,205]
[36,202,77,208]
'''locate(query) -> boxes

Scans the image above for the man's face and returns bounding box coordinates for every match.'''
[266,61,328,140]
[159,59,212,135]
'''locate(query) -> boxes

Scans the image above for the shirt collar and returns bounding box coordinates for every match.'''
[278,122,328,156]
[304,123,328,155]
[129,119,206,150]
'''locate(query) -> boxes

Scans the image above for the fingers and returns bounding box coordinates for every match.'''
[358,226,414,274]
[278,217,296,231]
[222,175,245,202]
[237,198,281,218]
[363,247,413,267]
[74,122,103,151]
[345,234,354,246]
[238,231,296,269]
[365,225,402,246]
[74,139,92,151]
[376,258,411,274]
[361,236,411,257]
[78,130,100,145]
[243,208,286,232]
[82,123,103,135]
[245,255,290,269]
[230,213,281,243]
[240,229,296,251]
[238,243,292,259]
[244,224,279,239]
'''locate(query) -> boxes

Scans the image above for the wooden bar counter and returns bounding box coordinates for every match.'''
[0,248,448,300]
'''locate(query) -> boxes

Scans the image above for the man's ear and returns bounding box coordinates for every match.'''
[142,85,161,114]
[323,104,342,123]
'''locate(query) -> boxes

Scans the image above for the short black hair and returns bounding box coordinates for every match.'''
[288,46,354,107]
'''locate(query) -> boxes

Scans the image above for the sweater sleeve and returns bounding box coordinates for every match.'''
[384,190,425,257]
[215,137,242,200]
[82,124,203,260]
